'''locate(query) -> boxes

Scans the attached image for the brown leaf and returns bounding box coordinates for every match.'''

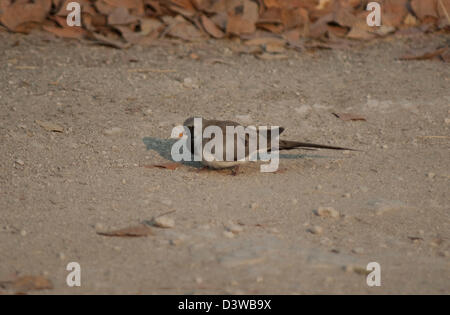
[0,0,52,32]
[169,20,205,41]
[201,15,225,38]
[36,120,64,132]
[256,52,288,60]
[411,0,439,21]
[143,162,181,170]
[400,46,449,62]
[108,7,138,25]
[91,31,132,49]
[0,275,53,292]
[97,224,154,237]
[333,113,367,121]
[226,0,259,35]
[43,25,86,39]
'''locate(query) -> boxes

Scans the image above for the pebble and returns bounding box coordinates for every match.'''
[342,265,369,275]
[195,277,203,284]
[444,118,450,124]
[352,247,364,254]
[315,207,340,218]
[223,230,235,238]
[103,127,122,136]
[360,186,369,193]
[20,229,27,237]
[426,172,435,179]
[295,105,312,115]
[316,184,323,190]
[15,159,24,166]
[342,193,351,198]
[308,225,323,235]
[183,77,199,89]
[152,216,175,228]
[59,252,66,260]
[94,223,105,232]
[225,221,244,234]
[250,202,259,210]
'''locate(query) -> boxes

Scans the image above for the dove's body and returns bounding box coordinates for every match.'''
[181,117,355,170]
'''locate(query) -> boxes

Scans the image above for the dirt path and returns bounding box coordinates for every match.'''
[0,31,449,294]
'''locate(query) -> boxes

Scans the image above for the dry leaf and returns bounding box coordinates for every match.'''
[256,52,288,60]
[400,46,449,62]
[36,120,64,132]
[91,32,132,49]
[201,15,225,38]
[333,113,367,121]
[0,275,53,292]
[143,162,181,170]
[43,25,86,39]
[97,224,154,237]
[0,0,52,32]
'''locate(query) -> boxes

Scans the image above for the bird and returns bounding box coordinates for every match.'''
[172,117,356,173]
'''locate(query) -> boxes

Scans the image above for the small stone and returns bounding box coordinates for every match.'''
[223,230,235,238]
[444,118,450,124]
[94,223,105,232]
[104,127,122,136]
[360,186,369,193]
[427,172,435,179]
[59,252,66,260]
[256,276,264,283]
[20,230,27,236]
[342,265,369,275]
[183,77,199,89]
[382,144,388,149]
[15,159,24,166]
[315,207,340,218]
[225,221,244,234]
[250,202,259,210]
[316,184,323,190]
[295,105,312,115]
[342,193,351,198]
[352,247,364,254]
[308,225,323,235]
[152,216,175,228]
[291,199,298,205]
[195,277,203,284]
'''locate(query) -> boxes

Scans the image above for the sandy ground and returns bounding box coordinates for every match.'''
[0,31,449,295]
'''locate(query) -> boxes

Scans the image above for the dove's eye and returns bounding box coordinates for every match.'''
[179,132,184,138]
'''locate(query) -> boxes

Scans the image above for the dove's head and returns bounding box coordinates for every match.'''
[170,125,185,139]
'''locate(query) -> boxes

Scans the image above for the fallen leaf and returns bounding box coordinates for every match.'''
[0,275,53,292]
[107,7,138,25]
[201,15,225,38]
[43,25,86,39]
[333,113,367,121]
[143,162,180,170]
[36,120,64,132]
[97,224,154,237]
[0,0,52,32]
[256,53,288,60]
[400,46,449,62]
[90,32,132,49]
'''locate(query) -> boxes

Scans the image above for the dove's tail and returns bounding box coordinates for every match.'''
[277,140,357,151]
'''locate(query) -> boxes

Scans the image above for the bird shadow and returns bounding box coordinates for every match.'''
[142,137,203,168]
[142,137,330,168]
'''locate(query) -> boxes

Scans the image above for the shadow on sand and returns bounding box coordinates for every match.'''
[142,137,329,169]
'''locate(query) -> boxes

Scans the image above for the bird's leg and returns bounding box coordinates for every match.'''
[195,166,210,173]
[230,165,240,176]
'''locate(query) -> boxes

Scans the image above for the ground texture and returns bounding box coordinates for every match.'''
[0,32,449,294]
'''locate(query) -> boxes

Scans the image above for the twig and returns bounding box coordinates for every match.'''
[128,68,176,73]
[417,136,450,139]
